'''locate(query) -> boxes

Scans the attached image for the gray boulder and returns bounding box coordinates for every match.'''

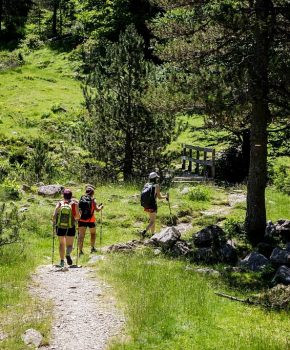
[193,247,215,264]
[38,185,64,197]
[270,248,290,265]
[193,225,226,248]
[21,329,43,348]
[171,240,193,258]
[272,265,290,285]
[218,243,238,264]
[276,220,290,242]
[107,240,142,252]
[239,252,269,272]
[150,227,181,249]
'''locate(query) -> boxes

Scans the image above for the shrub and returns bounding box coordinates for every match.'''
[0,181,21,201]
[188,186,211,202]
[273,165,290,195]
[0,203,24,248]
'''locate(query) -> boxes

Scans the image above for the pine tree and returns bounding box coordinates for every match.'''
[151,0,290,245]
[0,0,33,41]
[82,25,175,181]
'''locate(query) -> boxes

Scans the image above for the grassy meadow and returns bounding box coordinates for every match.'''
[0,48,290,349]
[1,183,290,349]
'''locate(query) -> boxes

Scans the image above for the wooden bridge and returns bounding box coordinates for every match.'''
[173,144,216,183]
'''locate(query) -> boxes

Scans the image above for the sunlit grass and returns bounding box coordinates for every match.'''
[98,252,290,350]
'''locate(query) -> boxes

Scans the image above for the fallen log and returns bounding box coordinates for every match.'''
[215,292,257,305]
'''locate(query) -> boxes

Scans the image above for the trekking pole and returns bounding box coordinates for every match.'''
[76,223,79,267]
[167,193,174,226]
[99,209,103,249]
[52,225,56,266]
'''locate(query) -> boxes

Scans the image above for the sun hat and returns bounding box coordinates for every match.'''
[149,172,160,179]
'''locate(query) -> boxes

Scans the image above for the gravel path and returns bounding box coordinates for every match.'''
[31,263,125,350]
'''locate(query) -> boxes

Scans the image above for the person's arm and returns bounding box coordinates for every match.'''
[94,199,104,212]
[73,200,80,221]
[155,184,168,200]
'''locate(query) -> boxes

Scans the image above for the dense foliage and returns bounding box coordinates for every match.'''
[150,0,290,244]
[82,26,174,180]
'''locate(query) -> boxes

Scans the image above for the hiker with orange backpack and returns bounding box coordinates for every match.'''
[52,189,80,268]
[78,185,104,255]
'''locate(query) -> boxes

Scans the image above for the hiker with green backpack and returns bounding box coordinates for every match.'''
[140,172,168,237]
[78,185,104,255]
[52,189,80,268]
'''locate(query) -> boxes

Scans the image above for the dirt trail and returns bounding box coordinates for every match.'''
[31,262,125,350]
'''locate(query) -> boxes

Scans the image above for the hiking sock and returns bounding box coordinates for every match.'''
[60,260,65,268]
[66,246,73,256]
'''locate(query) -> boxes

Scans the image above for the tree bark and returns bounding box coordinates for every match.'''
[52,0,58,37]
[245,0,273,245]
[123,132,134,181]
[0,0,3,34]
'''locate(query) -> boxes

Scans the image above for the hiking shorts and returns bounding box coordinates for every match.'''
[144,207,157,214]
[78,221,96,228]
[56,226,76,237]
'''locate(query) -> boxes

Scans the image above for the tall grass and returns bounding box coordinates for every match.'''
[98,252,290,350]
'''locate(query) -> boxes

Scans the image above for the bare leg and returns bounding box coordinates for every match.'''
[58,236,66,260]
[78,226,86,252]
[145,212,156,235]
[66,236,74,253]
[89,227,96,249]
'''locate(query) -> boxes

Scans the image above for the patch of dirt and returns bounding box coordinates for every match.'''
[31,264,125,350]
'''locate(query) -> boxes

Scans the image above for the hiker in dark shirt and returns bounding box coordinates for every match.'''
[78,185,103,255]
[141,172,168,237]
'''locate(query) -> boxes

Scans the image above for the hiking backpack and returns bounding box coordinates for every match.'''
[57,201,74,229]
[140,183,156,209]
[79,195,93,220]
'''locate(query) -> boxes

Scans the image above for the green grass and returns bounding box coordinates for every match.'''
[98,252,290,350]
[0,47,83,140]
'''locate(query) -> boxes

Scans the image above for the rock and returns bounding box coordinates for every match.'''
[193,247,215,264]
[239,252,269,271]
[265,221,277,240]
[171,240,193,257]
[272,266,290,285]
[194,268,220,277]
[181,187,190,195]
[175,223,193,234]
[153,248,162,255]
[193,225,226,248]
[107,240,143,252]
[19,207,29,212]
[228,193,246,207]
[38,185,64,197]
[257,242,275,259]
[218,243,238,264]
[21,329,43,348]
[276,220,290,242]
[150,227,181,249]
[270,248,290,265]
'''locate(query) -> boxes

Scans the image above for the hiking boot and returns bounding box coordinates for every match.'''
[66,255,73,266]
[60,260,65,268]
[90,247,97,253]
[140,230,146,238]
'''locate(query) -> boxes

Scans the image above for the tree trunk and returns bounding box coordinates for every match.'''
[0,0,3,34]
[245,0,273,245]
[52,0,58,37]
[123,132,134,181]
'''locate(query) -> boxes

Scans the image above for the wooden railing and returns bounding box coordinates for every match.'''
[181,144,216,178]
